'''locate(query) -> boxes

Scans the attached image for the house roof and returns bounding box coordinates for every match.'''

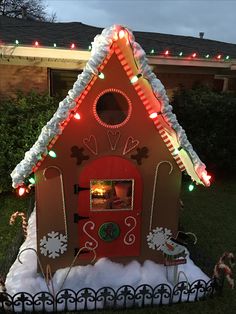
[10,25,211,189]
[1,15,236,59]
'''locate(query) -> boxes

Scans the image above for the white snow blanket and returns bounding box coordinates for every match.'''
[5,209,210,312]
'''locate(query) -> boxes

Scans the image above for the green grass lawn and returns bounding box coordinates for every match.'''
[0,179,236,313]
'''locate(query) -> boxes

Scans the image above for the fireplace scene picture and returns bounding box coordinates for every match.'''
[90,179,134,210]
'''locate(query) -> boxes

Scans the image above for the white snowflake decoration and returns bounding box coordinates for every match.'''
[40,231,67,259]
[147,227,172,250]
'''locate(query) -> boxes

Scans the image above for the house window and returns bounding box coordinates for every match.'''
[94,89,132,128]
[50,69,82,99]
[90,179,134,211]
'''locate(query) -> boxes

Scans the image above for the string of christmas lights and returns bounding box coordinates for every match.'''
[9,39,231,61]
[12,27,212,197]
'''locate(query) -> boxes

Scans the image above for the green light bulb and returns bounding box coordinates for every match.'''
[98,72,105,79]
[131,76,138,84]
[29,177,35,185]
[15,40,19,45]
[188,183,194,192]
[173,148,179,156]
[179,52,183,56]
[205,54,210,58]
[49,150,57,158]
[130,74,142,84]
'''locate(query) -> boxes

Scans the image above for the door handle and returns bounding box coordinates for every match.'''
[74,184,90,194]
[74,213,89,223]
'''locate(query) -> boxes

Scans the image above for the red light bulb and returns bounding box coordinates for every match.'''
[164,50,169,56]
[149,112,158,119]
[217,54,222,59]
[201,171,211,186]
[74,113,81,120]
[192,53,197,58]
[34,41,39,47]
[119,30,125,39]
[18,186,26,196]
[71,43,75,49]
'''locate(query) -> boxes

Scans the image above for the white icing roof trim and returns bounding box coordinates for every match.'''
[11,25,206,188]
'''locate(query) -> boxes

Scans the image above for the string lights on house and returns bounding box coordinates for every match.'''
[9,39,233,61]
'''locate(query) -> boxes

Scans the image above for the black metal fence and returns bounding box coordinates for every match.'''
[0,278,222,313]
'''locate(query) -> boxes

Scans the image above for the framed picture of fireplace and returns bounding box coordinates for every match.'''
[90,179,134,211]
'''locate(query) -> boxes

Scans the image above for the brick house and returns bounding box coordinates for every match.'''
[1,15,236,101]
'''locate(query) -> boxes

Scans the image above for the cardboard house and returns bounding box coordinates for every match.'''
[11,25,211,273]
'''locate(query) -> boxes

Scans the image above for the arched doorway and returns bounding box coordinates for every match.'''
[77,156,143,259]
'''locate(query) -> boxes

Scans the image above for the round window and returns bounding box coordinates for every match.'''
[94,89,131,128]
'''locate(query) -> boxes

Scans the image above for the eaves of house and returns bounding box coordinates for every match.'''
[1,15,236,73]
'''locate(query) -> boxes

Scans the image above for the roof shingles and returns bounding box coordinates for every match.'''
[1,15,236,58]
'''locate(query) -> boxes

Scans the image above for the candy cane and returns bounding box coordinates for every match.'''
[9,211,28,239]
[0,276,9,303]
[0,277,6,293]
[59,247,96,290]
[18,248,53,294]
[213,252,235,289]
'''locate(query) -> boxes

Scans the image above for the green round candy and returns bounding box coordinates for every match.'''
[98,222,120,242]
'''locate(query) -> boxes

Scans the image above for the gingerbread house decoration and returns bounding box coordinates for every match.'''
[11,25,211,273]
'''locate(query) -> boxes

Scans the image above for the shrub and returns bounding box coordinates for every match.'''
[172,86,236,176]
[0,92,58,192]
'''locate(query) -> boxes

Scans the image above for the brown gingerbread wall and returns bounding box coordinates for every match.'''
[35,51,182,272]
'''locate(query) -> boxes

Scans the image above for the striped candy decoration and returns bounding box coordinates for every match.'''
[213,252,235,289]
[0,277,6,293]
[9,211,28,239]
